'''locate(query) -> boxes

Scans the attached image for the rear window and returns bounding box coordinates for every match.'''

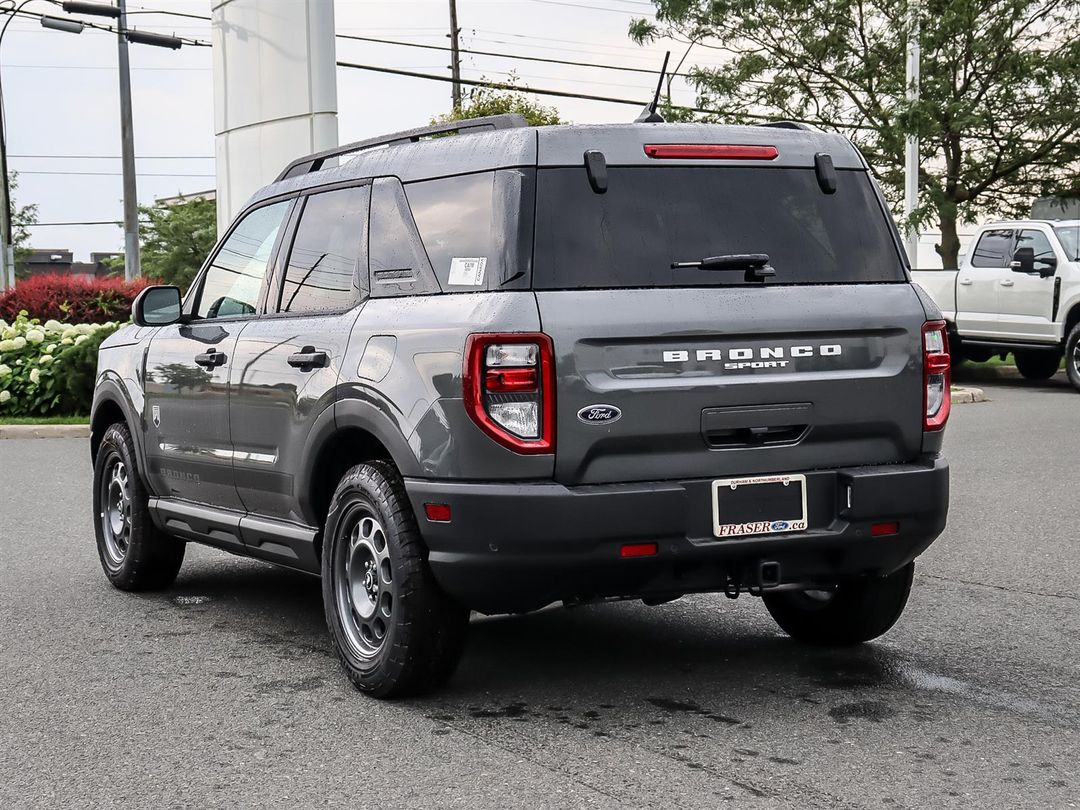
[532,166,904,289]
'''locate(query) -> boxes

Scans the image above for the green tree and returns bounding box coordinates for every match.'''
[433,81,564,126]
[136,197,217,291]
[631,1,1080,268]
[10,173,40,277]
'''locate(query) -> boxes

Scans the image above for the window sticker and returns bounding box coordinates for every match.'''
[448,257,487,286]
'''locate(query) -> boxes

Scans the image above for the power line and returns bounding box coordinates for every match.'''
[11,154,213,159]
[18,170,214,177]
[522,0,654,15]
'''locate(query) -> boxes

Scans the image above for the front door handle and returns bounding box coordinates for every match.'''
[194,349,226,369]
[1000,279,1015,287]
[287,346,329,370]
[958,278,974,286]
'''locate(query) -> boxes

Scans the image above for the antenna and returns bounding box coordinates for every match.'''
[634,50,670,123]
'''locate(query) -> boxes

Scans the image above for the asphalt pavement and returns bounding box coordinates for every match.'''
[1,372,1077,809]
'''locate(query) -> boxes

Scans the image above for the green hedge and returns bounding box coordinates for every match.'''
[0,311,120,417]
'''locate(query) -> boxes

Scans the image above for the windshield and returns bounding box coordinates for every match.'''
[532,166,904,289]
[1053,224,1080,261]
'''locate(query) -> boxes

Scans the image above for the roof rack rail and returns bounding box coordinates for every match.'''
[275,113,529,181]
[757,120,814,131]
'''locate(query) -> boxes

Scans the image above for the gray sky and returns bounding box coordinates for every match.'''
[5,0,710,260]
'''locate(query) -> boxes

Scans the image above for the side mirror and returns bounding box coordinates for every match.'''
[1010,247,1035,275]
[1038,255,1058,278]
[132,285,183,326]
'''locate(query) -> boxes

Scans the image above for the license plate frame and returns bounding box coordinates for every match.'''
[711,473,808,538]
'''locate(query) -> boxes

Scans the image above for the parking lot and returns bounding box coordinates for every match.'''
[1,373,1077,809]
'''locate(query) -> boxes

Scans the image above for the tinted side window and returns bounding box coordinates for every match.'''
[197,200,289,319]
[368,177,441,298]
[279,185,370,313]
[970,229,1014,268]
[1017,229,1056,270]
[405,170,533,291]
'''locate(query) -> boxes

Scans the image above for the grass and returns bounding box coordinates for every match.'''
[0,415,89,425]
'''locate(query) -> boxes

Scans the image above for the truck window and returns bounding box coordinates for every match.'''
[970,229,1015,268]
[1016,229,1056,272]
[196,200,289,319]
[532,166,904,289]
[368,177,441,298]
[1053,224,1080,261]
[279,185,370,314]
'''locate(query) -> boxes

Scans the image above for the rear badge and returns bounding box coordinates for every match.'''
[152,405,161,428]
[577,404,622,425]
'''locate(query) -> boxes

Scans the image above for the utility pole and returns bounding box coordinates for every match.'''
[904,0,920,268]
[0,102,11,292]
[116,0,140,280]
[448,0,462,110]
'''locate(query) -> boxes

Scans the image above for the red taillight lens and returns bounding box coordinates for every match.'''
[643,144,779,160]
[923,321,951,432]
[464,333,555,454]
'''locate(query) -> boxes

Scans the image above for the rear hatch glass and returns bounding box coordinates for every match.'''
[532,166,904,289]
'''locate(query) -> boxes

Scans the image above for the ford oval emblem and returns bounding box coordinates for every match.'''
[577,404,622,425]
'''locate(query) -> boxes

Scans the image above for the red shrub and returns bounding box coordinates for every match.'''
[0,274,149,324]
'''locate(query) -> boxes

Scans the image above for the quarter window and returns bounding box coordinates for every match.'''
[970,229,1015,268]
[279,185,370,313]
[196,201,289,319]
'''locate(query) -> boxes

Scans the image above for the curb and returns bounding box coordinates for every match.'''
[951,385,987,404]
[0,424,91,440]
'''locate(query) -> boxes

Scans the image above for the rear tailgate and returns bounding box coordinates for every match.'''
[536,285,926,485]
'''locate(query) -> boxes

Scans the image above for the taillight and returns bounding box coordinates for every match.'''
[922,321,951,431]
[464,333,555,454]
[643,144,779,160]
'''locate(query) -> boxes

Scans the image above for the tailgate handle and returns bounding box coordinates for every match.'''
[702,403,812,449]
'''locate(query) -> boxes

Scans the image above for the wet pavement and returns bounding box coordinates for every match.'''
[1,376,1077,809]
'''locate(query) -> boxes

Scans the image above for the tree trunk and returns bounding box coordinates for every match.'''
[935,209,962,269]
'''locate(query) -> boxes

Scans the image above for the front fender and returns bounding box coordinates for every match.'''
[90,373,148,483]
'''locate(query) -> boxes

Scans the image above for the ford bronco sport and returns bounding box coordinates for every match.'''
[90,115,951,697]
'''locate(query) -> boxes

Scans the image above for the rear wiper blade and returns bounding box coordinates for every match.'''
[671,253,775,281]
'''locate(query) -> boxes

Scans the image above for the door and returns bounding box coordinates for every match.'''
[229,184,370,526]
[998,228,1059,341]
[956,228,1013,337]
[143,199,291,509]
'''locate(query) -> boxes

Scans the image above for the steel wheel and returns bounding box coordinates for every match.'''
[334,508,395,661]
[99,452,132,567]
[1072,338,1080,377]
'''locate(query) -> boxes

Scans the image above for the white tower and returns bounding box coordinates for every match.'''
[211,0,339,230]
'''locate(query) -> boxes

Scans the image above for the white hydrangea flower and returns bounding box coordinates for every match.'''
[0,318,7,330]
[45,343,57,353]
[0,363,10,376]
[74,324,95,336]
[61,337,74,346]
[29,368,40,384]
[0,390,10,404]
[74,334,89,346]
[39,354,54,365]
[25,329,45,344]
[1,327,15,340]
[12,336,26,350]
[61,328,78,340]
[0,339,14,352]
[43,319,64,333]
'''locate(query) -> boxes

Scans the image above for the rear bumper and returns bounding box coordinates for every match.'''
[405,456,949,614]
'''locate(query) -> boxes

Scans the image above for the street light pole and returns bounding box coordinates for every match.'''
[904,0,920,268]
[115,0,139,280]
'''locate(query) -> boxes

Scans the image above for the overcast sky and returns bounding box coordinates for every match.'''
[4,0,713,260]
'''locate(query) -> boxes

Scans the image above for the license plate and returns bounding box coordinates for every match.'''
[712,474,807,538]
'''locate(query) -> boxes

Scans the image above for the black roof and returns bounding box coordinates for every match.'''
[246,117,865,210]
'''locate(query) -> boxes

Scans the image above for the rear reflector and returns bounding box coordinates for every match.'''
[424,503,452,522]
[644,144,779,160]
[871,521,899,537]
[620,542,658,558]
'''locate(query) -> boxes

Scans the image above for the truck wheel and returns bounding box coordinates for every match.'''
[1014,349,1061,380]
[322,460,469,698]
[1066,323,1080,393]
[762,562,914,645]
[92,422,185,591]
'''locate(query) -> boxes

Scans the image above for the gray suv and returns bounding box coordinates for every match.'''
[90,115,951,698]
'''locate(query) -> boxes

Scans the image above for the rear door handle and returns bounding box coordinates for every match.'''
[287,346,329,370]
[194,350,226,369]
[1000,279,1015,287]
[958,278,974,286]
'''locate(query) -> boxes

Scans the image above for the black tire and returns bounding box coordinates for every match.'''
[92,422,185,591]
[762,562,914,645]
[1014,349,1061,380]
[321,460,468,698]
[1065,322,1080,393]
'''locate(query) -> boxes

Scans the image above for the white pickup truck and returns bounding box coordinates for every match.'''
[912,219,1080,392]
